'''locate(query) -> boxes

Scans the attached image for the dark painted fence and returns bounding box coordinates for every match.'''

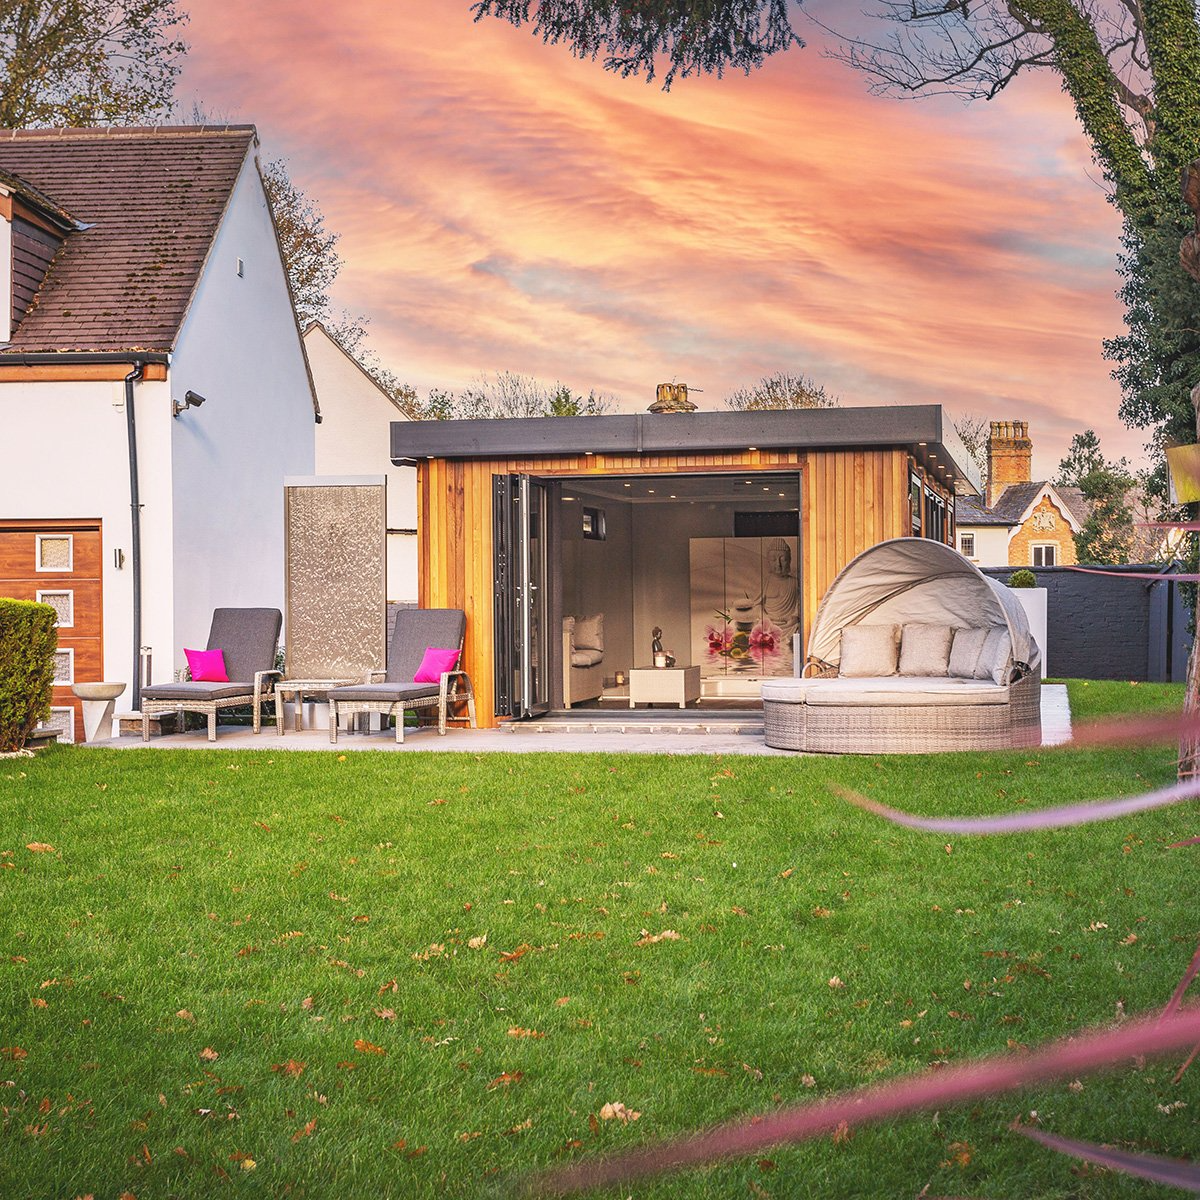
[981,565,1190,683]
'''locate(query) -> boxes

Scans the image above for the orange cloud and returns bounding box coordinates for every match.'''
[181,0,1137,475]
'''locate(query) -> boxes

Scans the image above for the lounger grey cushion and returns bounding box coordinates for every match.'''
[141,681,256,701]
[838,624,900,677]
[385,609,466,683]
[207,608,282,681]
[898,624,954,676]
[328,681,441,703]
[948,627,990,678]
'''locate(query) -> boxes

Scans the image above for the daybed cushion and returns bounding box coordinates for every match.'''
[975,627,1013,685]
[898,624,954,676]
[838,624,900,677]
[571,648,604,668]
[141,681,254,701]
[762,676,1009,707]
[948,627,990,678]
[573,614,604,652]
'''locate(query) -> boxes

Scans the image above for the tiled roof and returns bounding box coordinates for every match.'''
[0,125,256,353]
[956,481,1092,528]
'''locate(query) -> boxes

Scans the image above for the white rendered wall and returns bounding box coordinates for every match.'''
[0,376,174,691]
[305,325,418,603]
[961,526,1011,567]
[168,153,316,672]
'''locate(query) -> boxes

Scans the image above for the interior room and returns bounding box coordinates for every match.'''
[558,471,800,710]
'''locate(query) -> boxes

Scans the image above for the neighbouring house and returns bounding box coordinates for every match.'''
[954,420,1089,568]
[0,126,317,740]
[304,322,418,603]
[391,396,980,727]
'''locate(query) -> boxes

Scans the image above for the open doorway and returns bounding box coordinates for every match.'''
[556,472,801,714]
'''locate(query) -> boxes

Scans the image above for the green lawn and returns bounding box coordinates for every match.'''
[0,681,1196,1199]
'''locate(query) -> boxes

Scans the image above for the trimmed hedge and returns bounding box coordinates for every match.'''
[0,599,58,752]
[1007,568,1038,588]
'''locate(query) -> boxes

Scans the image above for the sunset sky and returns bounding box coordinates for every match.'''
[179,0,1139,479]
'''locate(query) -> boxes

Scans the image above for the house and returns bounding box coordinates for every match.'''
[0,126,317,740]
[954,421,1088,568]
[390,398,980,727]
[304,322,418,603]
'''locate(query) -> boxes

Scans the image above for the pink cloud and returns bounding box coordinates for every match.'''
[180,0,1139,475]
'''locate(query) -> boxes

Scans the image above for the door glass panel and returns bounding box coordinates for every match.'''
[519,476,551,716]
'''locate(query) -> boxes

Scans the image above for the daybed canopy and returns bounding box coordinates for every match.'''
[807,538,1037,670]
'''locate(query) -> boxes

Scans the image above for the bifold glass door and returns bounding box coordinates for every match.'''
[492,474,550,718]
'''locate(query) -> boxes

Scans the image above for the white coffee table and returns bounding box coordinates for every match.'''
[628,665,701,709]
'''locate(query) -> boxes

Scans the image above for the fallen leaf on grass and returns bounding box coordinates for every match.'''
[374,1008,396,1020]
[500,943,531,963]
[176,1009,194,1021]
[271,1060,306,1078]
[693,1066,728,1077]
[291,1118,318,1143]
[25,843,54,853]
[198,1047,219,1062]
[458,1130,482,1142]
[353,1039,387,1056]
[467,934,488,950]
[812,907,833,919]
[506,1118,534,1135]
[487,1071,523,1089]
[507,1027,546,1039]
[555,997,570,1007]
[828,977,846,990]
[634,930,680,947]
[599,1101,641,1123]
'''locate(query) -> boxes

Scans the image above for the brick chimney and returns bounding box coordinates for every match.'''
[986,419,1032,508]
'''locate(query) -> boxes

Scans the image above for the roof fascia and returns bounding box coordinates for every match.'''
[304,321,412,417]
[1015,482,1083,534]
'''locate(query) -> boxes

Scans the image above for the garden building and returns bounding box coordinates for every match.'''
[392,400,979,727]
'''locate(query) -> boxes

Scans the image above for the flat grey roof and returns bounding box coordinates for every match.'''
[391,404,981,495]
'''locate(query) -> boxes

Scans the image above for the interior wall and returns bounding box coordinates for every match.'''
[561,494,633,678]
[631,502,748,668]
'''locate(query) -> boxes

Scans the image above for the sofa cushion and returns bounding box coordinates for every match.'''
[762,675,1009,708]
[975,627,1013,685]
[948,627,990,678]
[898,624,954,676]
[141,681,253,701]
[571,648,603,668]
[574,613,604,652]
[328,681,440,703]
[838,624,900,677]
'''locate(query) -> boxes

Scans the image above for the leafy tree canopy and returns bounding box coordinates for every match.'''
[725,370,837,410]
[1055,429,1137,564]
[0,0,188,127]
[472,0,800,88]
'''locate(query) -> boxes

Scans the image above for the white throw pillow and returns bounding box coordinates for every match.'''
[574,613,604,652]
[974,627,1012,685]
[898,624,955,676]
[838,624,900,677]
[947,627,989,678]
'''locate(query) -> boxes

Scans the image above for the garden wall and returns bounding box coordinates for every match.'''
[980,565,1190,682]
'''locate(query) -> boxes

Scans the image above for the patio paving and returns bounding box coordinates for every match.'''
[88,685,1071,755]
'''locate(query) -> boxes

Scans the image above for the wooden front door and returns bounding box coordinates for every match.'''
[0,520,104,743]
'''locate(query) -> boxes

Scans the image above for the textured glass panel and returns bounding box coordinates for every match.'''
[285,484,387,678]
[38,535,72,570]
[40,708,74,744]
[53,650,73,684]
[39,591,73,625]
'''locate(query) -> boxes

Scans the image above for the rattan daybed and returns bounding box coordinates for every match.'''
[762,538,1041,754]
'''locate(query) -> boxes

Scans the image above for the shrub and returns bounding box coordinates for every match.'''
[1007,568,1037,588]
[0,599,58,752]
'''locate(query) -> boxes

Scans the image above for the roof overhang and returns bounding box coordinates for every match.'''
[391,404,982,495]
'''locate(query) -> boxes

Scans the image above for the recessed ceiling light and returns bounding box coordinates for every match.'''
[584,451,594,456]
[748,446,757,451]
[778,492,785,497]
[648,489,655,494]
[670,494,676,499]
[763,486,770,491]
[623,483,631,488]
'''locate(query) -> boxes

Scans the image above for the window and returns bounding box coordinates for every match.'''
[581,506,606,541]
[36,590,73,627]
[925,491,947,543]
[1032,543,1057,567]
[909,475,923,537]
[959,533,975,558]
[36,534,72,571]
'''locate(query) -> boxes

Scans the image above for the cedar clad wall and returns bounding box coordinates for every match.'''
[419,448,911,727]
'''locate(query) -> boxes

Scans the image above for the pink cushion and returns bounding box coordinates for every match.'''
[414,646,460,683]
[185,647,228,683]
